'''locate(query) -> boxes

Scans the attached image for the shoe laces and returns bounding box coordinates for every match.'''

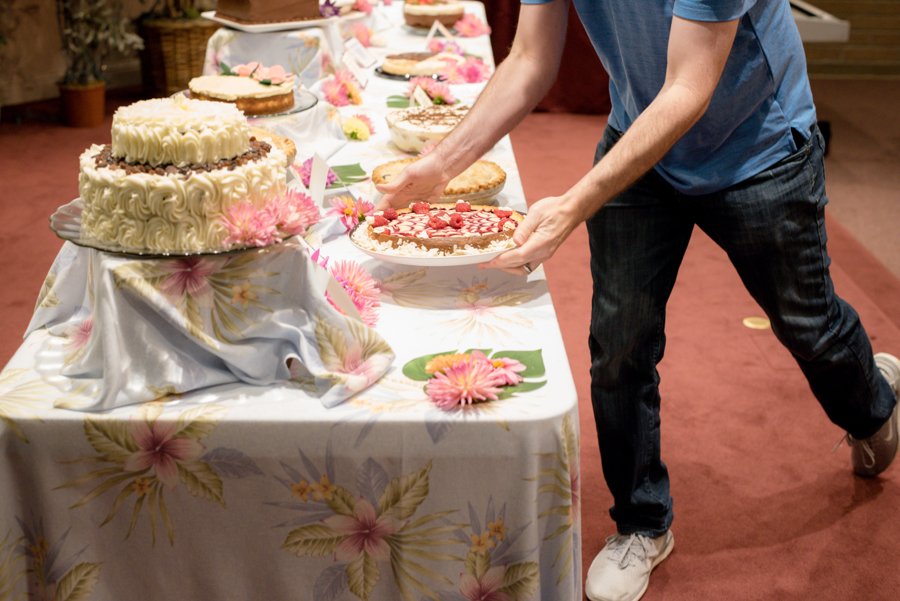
[834,432,877,468]
[605,533,656,569]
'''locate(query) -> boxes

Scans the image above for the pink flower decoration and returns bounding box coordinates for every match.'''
[222,202,279,247]
[418,140,439,157]
[459,566,513,601]
[64,316,93,352]
[158,256,227,308]
[123,418,205,491]
[323,79,350,106]
[455,13,492,38]
[265,189,322,236]
[334,69,357,86]
[406,77,456,105]
[382,0,392,5]
[327,195,374,233]
[442,57,492,84]
[471,350,525,386]
[322,497,402,562]
[353,23,371,47]
[292,157,339,188]
[426,358,504,409]
[427,39,463,55]
[353,0,372,15]
[351,113,375,134]
[329,259,381,327]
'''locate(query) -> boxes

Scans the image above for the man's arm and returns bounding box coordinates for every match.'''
[376,0,570,209]
[484,15,740,274]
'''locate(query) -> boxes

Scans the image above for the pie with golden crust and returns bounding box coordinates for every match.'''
[381,52,466,77]
[372,158,506,197]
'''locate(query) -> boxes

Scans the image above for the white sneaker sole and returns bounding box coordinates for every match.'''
[585,531,675,601]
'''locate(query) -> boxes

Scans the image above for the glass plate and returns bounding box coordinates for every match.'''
[50,199,291,258]
[173,88,318,118]
[440,181,505,205]
[401,24,457,37]
[201,10,365,33]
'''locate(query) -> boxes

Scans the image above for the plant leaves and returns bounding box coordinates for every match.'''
[55,562,101,601]
[498,562,540,600]
[346,551,380,601]
[378,461,432,520]
[313,564,347,601]
[177,461,225,507]
[491,350,545,377]
[201,447,264,479]
[402,351,457,381]
[496,380,547,400]
[282,523,344,557]
[386,95,413,108]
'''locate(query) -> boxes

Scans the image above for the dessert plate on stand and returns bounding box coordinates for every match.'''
[50,199,292,258]
[173,88,318,118]
[201,10,366,33]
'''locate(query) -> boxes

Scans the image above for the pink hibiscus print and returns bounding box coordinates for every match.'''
[123,418,205,491]
[322,497,402,562]
[459,566,513,601]
[158,256,228,308]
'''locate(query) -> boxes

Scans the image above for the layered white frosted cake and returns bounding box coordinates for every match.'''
[78,96,287,253]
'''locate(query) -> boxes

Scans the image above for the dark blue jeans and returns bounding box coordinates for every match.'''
[586,124,896,537]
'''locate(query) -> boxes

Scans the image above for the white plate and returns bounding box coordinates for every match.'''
[353,244,508,267]
[173,88,318,118]
[202,10,365,33]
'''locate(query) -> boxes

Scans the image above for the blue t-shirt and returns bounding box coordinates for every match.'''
[520,0,817,194]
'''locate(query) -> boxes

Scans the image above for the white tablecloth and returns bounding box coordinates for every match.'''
[0,4,582,600]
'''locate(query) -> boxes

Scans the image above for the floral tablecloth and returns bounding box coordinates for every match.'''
[0,3,581,600]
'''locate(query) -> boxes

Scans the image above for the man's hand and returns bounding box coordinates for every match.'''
[374,155,450,210]
[480,195,582,275]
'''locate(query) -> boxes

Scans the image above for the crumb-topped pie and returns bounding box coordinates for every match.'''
[372,157,506,198]
[351,202,523,256]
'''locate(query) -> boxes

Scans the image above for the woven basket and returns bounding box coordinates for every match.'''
[138,18,221,98]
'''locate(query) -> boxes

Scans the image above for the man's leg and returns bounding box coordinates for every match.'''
[694,125,897,466]
[584,128,691,601]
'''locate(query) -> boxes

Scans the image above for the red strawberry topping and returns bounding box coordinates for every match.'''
[449,213,464,229]
[494,208,512,218]
[412,202,431,214]
[382,208,398,220]
[428,216,449,229]
[456,202,471,212]
[372,215,389,227]
[497,218,517,231]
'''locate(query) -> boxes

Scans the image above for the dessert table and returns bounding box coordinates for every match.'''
[0,3,581,601]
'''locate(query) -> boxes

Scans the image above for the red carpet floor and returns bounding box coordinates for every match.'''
[2,101,899,600]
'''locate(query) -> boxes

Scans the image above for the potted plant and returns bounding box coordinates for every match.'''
[137,0,220,98]
[56,0,144,127]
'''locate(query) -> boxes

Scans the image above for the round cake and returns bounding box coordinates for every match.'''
[352,202,523,256]
[403,0,465,29]
[381,52,465,77]
[189,72,294,116]
[78,96,287,253]
[372,157,506,199]
[386,104,469,153]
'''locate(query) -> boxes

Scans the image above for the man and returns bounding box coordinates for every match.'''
[375,1,900,600]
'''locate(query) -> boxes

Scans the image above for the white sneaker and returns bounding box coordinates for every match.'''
[585,531,674,601]
[850,353,900,477]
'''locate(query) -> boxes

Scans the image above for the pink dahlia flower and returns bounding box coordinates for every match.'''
[266,189,322,236]
[426,358,504,408]
[353,0,373,15]
[327,195,374,233]
[222,202,279,247]
[329,259,381,327]
[323,79,350,107]
[471,350,526,386]
[455,13,492,38]
[292,157,339,188]
[442,57,492,84]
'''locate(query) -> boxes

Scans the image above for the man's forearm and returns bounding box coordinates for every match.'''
[432,1,570,178]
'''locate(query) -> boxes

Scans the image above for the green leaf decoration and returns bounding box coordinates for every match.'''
[177,461,226,507]
[55,562,102,601]
[324,485,357,517]
[498,562,540,600]
[346,551,381,601]
[282,523,345,557]
[378,461,432,520]
[330,163,369,187]
[496,380,547,400]
[220,62,236,75]
[491,350,545,377]
[464,549,492,581]
[386,95,413,108]
[402,351,458,381]
[463,348,492,356]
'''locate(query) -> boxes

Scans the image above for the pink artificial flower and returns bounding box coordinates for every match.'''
[158,256,227,308]
[382,0,392,5]
[329,259,381,327]
[327,195,374,232]
[353,23,371,47]
[64,316,93,352]
[307,247,330,270]
[426,358,504,409]
[352,0,372,15]
[123,418,205,491]
[427,39,463,55]
[322,497,402,562]
[442,56,492,84]
[322,78,350,106]
[291,157,339,188]
[459,566,513,601]
[334,69,357,86]
[471,350,525,386]
[351,113,375,135]
[222,202,279,247]
[265,189,322,236]
[233,61,261,77]
[455,13,492,38]
[405,77,456,105]
[418,140,438,157]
